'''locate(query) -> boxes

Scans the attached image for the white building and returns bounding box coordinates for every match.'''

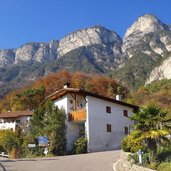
[0,110,33,132]
[45,85,138,153]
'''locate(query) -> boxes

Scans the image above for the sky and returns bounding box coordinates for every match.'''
[0,0,171,49]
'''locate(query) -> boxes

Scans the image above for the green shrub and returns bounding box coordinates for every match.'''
[0,130,19,153]
[128,153,139,164]
[121,137,131,152]
[128,152,151,167]
[158,146,171,162]
[157,162,171,171]
[148,162,157,170]
[121,134,145,153]
[74,137,87,154]
[142,153,150,167]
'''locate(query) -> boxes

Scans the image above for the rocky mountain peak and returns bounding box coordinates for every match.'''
[122,14,171,59]
[57,25,122,57]
[124,14,165,39]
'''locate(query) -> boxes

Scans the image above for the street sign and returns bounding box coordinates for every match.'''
[28,144,36,148]
[38,136,48,146]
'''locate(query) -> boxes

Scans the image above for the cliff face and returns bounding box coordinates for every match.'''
[57,26,122,71]
[146,54,171,84]
[0,26,122,67]
[0,49,15,67]
[58,26,122,61]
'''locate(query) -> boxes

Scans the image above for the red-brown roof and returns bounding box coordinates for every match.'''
[44,88,139,110]
[0,110,33,118]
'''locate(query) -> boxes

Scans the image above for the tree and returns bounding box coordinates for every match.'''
[130,105,169,161]
[0,130,19,153]
[16,86,46,110]
[30,107,45,137]
[29,101,66,156]
[43,101,66,155]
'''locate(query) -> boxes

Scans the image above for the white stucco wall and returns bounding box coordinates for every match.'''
[53,94,83,152]
[17,116,31,132]
[53,93,135,153]
[0,115,31,132]
[86,96,133,152]
[54,96,68,112]
[0,122,16,131]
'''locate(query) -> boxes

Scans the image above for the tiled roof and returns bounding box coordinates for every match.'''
[0,110,33,118]
[44,88,139,110]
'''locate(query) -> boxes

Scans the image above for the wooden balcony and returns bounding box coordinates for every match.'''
[68,109,86,122]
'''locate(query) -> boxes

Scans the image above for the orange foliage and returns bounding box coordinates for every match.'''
[0,70,125,112]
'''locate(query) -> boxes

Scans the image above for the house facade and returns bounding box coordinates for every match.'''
[0,110,33,132]
[45,85,138,152]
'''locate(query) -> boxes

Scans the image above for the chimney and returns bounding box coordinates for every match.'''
[63,83,70,89]
[116,94,122,101]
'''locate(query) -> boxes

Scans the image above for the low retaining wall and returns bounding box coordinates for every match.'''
[115,151,156,171]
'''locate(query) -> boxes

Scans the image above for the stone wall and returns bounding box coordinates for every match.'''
[115,151,156,171]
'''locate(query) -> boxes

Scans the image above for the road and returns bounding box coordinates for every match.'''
[0,150,120,171]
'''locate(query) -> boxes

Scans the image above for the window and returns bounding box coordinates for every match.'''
[123,110,128,117]
[125,126,129,134]
[107,124,112,132]
[16,120,20,123]
[79,123,85,136]
[106,106,111,113]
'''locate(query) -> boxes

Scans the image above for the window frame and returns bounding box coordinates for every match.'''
[124,126,129,134]
[123,110,128,117]
[107,124,112,132]
[106,106,111,113]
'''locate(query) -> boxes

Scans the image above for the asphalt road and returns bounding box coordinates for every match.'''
[0,150,120,171]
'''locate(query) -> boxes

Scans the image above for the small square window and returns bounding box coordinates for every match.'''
[107,124,112,132]
[123,110,128,117]
[125,127,129,134]
[106,106,111,113]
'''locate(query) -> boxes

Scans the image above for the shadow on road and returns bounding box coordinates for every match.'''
[1,157,59,163]
[0,163,7,171]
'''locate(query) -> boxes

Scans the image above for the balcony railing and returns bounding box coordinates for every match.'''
[68,109,86,122]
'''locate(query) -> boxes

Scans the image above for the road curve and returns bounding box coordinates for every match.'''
[1,150,120,171]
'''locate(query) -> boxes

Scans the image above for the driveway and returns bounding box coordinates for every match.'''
[0,150,120,171]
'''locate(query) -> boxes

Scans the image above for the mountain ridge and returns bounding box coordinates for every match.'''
[0,14,171,97]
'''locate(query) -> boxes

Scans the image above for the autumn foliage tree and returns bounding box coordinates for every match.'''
[127,79,171,119]
[0,70,126,112]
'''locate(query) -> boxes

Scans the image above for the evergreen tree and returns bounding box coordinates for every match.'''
[43,101,66,155]
[30,107,45,137]
[17,86,46,110]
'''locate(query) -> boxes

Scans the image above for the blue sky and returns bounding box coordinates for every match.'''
[0,0,170,49]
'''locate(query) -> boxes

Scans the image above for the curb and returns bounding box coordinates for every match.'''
[113,159,120,171]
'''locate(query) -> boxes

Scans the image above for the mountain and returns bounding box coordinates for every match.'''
[0,26,122,97]
[0,41,59,67]
[114,14,171,88]
[0,26,122,68]
[1,14,171,97]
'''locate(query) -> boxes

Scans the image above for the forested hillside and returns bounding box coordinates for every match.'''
[0,70,125,113]
[127,79,171,119]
